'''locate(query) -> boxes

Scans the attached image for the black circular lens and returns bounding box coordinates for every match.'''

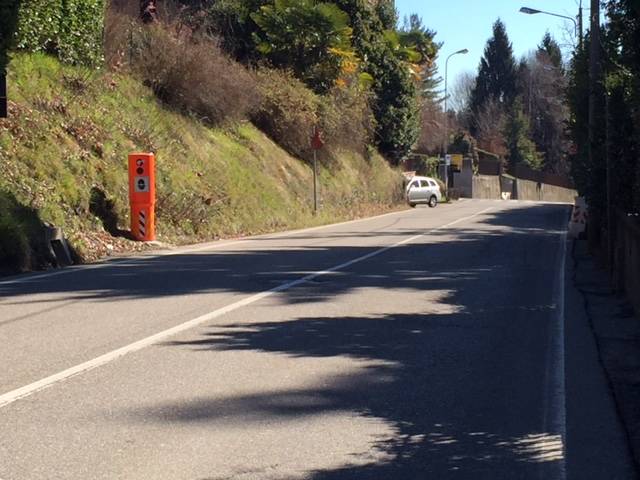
[137,167,144,175]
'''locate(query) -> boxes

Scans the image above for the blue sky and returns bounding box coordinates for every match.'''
[395,0,586,89]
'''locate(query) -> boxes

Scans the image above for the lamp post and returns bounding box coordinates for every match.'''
[443,48,468,162]
[519,6,582,48]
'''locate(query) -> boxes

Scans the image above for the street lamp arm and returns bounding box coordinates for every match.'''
[520,6,579,39]
[537,9,578,29]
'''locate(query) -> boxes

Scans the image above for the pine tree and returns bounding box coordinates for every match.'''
[504,97,542,171]
[470,19,517,117]
[538,32,563,71]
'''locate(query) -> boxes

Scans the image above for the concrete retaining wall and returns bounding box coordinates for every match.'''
[514,179,542,201]
[472,175,501,199]
[540,183,578,203]
[453,159,473,198]
[514,179,577,203]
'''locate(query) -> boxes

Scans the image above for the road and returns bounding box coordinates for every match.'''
[0,200,635,479]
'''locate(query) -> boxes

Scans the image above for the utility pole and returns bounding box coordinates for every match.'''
[578,0,583,50]
[588,0,607,259]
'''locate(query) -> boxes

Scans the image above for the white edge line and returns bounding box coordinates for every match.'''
[0,206,494,408]
[556,230,568,477]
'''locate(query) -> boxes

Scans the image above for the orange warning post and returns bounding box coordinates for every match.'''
[128,153,156,241]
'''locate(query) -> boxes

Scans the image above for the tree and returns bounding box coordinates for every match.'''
[567,36,593,200]
[538,31,563,71]
[251,0,355,93]
[398,14,442,102]
[602,0,640,212]
[374,0,396,30]
[519,37,570,175]
[334,0,421,161]
[198,0,269,62]
[449,71,475,114]
[470,19,517,120]
[504,97,542,171]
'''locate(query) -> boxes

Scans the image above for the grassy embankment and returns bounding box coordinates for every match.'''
[0,53,404,273]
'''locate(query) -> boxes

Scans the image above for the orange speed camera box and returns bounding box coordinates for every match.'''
[128,153,156,204]
[128,153,156,241]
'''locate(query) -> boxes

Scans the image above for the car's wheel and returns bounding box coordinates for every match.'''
[408,202,417,208]
[428,195,437,208]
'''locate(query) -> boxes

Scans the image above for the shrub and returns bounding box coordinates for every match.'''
[106,16,259,125]
[252,67,319,160]
[253,67,375,162]
[318,83,375,156]
[14,0,105,66]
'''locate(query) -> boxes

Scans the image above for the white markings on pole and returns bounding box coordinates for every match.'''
[0,206,494,409]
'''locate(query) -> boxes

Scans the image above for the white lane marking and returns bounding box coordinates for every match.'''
[555,231,568,477]
[0,206,494,408]
[0,200,494,287]
[0,207,425,287]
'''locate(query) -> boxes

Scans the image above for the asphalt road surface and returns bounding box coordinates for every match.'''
[0,200,636,479]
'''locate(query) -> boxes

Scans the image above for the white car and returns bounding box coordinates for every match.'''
[405,176,443,208]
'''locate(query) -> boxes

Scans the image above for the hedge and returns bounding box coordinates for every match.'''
[14,0,105,66]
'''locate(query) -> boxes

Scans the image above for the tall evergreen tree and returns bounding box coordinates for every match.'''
[504,97,541,171]
[538,32,563,71]
[470,19,517,118]
[334,0,420,161]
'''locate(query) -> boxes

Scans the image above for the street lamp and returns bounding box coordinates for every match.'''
[519,6,582,47]
[443,48,468,188]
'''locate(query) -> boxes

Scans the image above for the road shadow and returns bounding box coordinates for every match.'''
[0,204,568,308]
[111,203,568,478]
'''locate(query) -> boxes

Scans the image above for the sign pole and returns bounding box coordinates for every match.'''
[311,127,325,214]
[313,149,318,214]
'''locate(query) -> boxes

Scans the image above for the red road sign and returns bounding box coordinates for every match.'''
[311,128,324,150]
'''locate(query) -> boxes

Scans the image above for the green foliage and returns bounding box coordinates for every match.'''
[252,67,320,159]
[471,19,517,119]
[253,67,375,161]
[251,0,354,93]
[410,154,439,177]
[567,38,591,198]
[538,32,563,71]
[14,0,105,66]
[604,0,640,213]
[374,0,397,30]
[448,131,478,164]
[334,0,420,161]
[398,14,442,102]
[199,0,268,61]
[0,1,21,73]
[504,98,542,171]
